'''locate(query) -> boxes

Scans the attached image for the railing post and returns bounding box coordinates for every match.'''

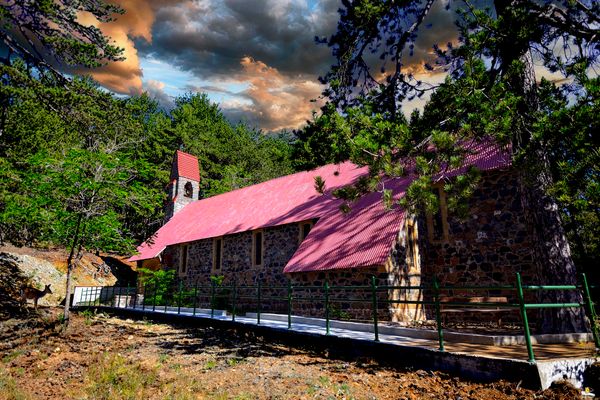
[152,281,157,312]
[325,280,330,336]
[142,283,146,311]
[371,275,379,342]
[125,283,130,309]
[257,280,261,325]
[177,280,183,315]
[287,280,293,329]
[232,280,237,322]
[192,281,198,317]
[117,285,122,308]
[210,280,215,318]
[164,282,168,313]
[516,273,535,363]
[582,273,600,349]
[433,276,445,352]
[132,282,138,309]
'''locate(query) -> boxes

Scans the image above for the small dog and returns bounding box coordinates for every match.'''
[20,284,52,310]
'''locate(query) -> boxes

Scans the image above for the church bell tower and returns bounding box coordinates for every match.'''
[164,150,200,223]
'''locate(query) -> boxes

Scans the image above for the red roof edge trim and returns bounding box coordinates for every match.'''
[128,246,165,262]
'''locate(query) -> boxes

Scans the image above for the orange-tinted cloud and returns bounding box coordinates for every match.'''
[77,0,175,94]
[222,57,324,131]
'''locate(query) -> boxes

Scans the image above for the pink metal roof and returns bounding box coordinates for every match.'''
[283,178,409,272]
[131,139,511,272]
[283,139,511,273]
[174,150,200,181]
[130,162,367,261]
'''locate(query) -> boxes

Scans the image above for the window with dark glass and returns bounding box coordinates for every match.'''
[184,181,193,198]
[300,222,312,241]
[407,224,415,267]
[253,231,263,266]
[213,238,222,270]
[179,245,188,275]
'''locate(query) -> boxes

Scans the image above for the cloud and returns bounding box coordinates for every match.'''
[128,0,339,130]
[143,79,175,110]
[368,1,458,82]
[72,0,339,129]
[217,57,324,132]
[404,1,459,74]
[139,0,339,80]
[77,0,178,94]
[74,0,464,130]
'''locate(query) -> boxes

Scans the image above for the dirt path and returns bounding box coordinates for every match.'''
[0,308,583,399]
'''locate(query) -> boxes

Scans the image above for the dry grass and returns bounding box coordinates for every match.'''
[0,310,585,400]
[83,353,159,400]
[0,366,30,400]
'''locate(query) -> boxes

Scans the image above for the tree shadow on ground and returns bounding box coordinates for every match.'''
[147,323,292,359]
[145,321,399,375]
[0,252,29,320]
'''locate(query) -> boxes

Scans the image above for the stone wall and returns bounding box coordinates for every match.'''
[161,223,303,313]
[418,169,537,323]
[288,265,395,321]
[160,221,406,321]
[419,169,536,285]
[164,177,200,223]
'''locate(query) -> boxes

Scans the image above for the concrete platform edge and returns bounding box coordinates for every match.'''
[245,312,593,346]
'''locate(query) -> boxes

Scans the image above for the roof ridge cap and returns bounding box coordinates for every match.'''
[186,161,358,204]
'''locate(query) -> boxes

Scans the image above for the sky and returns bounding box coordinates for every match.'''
[78,0,463,132]
[79,0,577,133]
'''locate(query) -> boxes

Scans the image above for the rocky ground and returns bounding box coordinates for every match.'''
[0,245,135,319]
[0,308,586,400]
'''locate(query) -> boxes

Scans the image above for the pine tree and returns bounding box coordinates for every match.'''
[318,0,599,333]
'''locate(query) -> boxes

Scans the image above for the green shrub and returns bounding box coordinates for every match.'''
[139,268,176,307]
[329,304,351,321]
[138,269,200,308]
[210,275,230,311]
[81,309,95,325]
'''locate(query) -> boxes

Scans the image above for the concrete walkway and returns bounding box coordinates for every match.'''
[100,304,596,362]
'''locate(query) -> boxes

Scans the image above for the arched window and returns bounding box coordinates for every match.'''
[184,181,193,198]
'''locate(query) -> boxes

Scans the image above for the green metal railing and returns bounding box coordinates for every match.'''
[73,272,599,363]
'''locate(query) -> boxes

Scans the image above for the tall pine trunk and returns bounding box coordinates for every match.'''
[493,0,586,333]
[517,148,586,333]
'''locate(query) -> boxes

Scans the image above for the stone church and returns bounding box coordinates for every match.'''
[130,142,540,322]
